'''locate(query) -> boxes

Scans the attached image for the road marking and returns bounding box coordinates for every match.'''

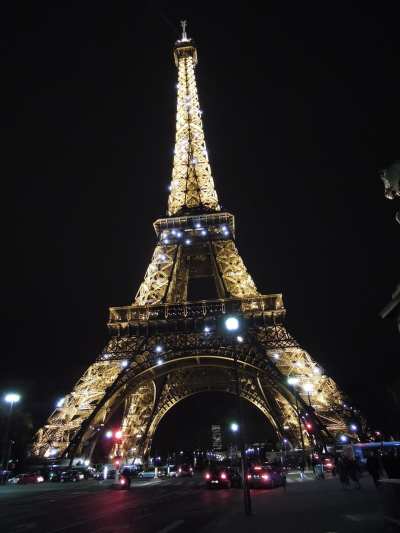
[344,513,381,522]
[157,520,184,533]
[133,479,161,487]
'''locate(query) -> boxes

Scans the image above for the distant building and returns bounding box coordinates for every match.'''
[211,425,222,451]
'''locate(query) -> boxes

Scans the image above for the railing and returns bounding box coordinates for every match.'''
[108,295,284,325]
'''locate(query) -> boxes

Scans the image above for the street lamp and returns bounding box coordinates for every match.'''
[2,393,21,473]
[230,344,252,516]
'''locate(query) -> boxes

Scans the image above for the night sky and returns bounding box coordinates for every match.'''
[1,3,399,451]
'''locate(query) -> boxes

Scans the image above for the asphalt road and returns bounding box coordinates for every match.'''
[0,474,384,533]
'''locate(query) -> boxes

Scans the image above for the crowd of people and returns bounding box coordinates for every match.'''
[314,444,400,489]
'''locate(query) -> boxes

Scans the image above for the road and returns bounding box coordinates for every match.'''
[0,473,384,533]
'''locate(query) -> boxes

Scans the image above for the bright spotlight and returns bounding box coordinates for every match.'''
[340,435,348,443]
[236,335,244,343]
[155,345,163,353]
[224,316,239,331]
[230,422,239,432]
[56,397,65,408]
[4,393,20,404]
[287,377,299,386]
[303,383,314,393]
[105,430,113,439]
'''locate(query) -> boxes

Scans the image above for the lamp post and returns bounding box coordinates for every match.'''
[287,378,306,467]
[222,315,252,516]
[232,352,252,516]
[1,393,21,475]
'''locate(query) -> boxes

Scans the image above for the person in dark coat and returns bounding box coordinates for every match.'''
[366,451,381,488]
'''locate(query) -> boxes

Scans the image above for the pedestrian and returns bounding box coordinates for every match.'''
[345,457,361,489]
[336,456,350,489]
[366,451,381,488]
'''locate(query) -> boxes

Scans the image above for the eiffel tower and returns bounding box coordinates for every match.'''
[33,23,352,463]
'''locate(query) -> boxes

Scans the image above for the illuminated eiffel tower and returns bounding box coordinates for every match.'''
[33,22,354,463]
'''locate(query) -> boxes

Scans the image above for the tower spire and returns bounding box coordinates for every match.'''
[180,20,188,42]
[168,25,220,216]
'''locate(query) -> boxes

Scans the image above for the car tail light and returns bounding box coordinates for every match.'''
[261,474,269,480]
[205,473,210,480]
[178,468,182,473]
[254,466,262,471]
[326,463,332,467]
[37,476,44,483]
[120,478,126,485]
[220,473,227,480]
[247,474,251,480]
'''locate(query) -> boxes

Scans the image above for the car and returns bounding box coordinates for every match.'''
[137,468,156,479]
[246,465,285,489]
[177,464,193,477]
[12,472,45,484]
[60,470,82,482]
[322,457,336,474]
[118,466,142,488]
[204,467,237,489]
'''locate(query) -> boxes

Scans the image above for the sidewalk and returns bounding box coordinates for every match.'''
[202,475,384,533]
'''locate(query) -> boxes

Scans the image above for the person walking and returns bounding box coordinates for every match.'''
[345,457,361,489]
[366,451,381,488]
[336,456,350,489]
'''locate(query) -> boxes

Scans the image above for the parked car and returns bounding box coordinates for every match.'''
[137,468,156,480]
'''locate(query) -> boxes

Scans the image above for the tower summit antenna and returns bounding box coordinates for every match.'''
[180,20,189,41]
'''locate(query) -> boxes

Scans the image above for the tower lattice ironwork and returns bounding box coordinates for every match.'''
[33,24,355,463]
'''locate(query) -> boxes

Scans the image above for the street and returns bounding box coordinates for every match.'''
[0,474,384,533]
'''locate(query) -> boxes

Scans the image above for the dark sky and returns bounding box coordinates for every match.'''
[1,3,399,448]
